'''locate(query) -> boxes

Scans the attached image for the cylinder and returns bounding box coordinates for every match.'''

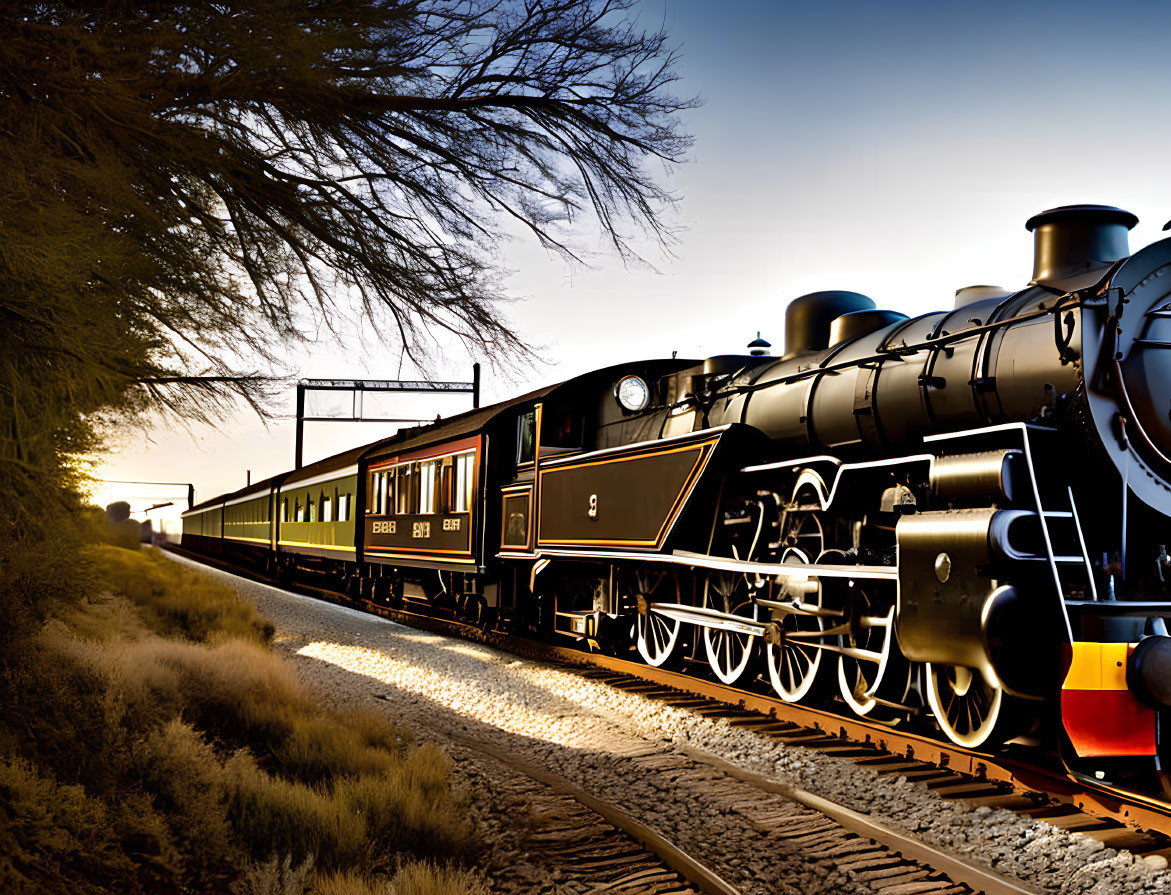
[930,450,1021,503]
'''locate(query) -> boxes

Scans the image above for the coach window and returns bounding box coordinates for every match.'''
[295,499,304,522]
[308,494,316,523]
[419,460,437,514]
[431,460,443,513]
[340,492,350,521]
[454,451,474,512]
[440,457,454,512]
[372,471,383,515]
[282,498,288,522]
[394,464,407,514]
[322,490,332,523]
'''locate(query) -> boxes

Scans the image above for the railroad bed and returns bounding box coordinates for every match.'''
[164,550,1171,894]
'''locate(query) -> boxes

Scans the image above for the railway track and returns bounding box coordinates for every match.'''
[445,728,733,895]
[411,715,720,895]
[166,546,1171,891]
[427,694,1011,895]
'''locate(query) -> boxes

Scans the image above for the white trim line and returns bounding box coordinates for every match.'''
[537,425,731,469]
[280,465,359,492]
[224,490,273,509]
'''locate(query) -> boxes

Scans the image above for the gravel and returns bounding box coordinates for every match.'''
[167,551,1171,894]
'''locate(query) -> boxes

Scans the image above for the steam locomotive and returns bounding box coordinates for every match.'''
[182,205,1171,782]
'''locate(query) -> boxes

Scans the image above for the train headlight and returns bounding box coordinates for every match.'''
[616,375,650,412]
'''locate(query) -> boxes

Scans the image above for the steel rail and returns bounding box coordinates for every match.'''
[682,745,1037,895]
[438,724,742,895]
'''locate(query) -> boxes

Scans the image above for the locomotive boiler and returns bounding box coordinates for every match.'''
[182,205,1171,785]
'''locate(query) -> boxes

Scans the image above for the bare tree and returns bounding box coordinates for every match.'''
[0,0,694,516]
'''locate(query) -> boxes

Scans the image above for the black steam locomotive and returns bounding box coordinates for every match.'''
[183,205,1171,779]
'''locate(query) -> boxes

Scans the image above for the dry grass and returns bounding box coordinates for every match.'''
[313,862,489,895]
[0,546,477,894]
[90,544,274,643]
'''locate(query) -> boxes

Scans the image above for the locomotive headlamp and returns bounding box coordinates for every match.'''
[616,375,650,412]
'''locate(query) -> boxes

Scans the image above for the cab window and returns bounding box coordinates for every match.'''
[517,410,536,464]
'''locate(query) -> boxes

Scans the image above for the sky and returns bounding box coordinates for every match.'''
[92,0,1171,532]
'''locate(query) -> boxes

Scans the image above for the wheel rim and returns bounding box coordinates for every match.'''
[780,473,827,557]
[636,607,681,666]
[703,571,758,684]
[635,570,682,667]
[765,548,824,702]
[925,663,1004,748]
[833,579,900,717]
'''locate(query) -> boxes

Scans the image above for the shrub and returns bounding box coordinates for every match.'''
[0,756,136,895]
[231,854,314,895]
[135,720,245,886]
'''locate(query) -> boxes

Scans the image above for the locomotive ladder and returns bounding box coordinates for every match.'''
[1018,428,1099,610]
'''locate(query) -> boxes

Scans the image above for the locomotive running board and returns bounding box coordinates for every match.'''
[669,549,899,582]
[524,545,898,583]
[643,601,887,662]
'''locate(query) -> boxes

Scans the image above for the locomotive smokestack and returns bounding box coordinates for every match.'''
[1025,204,1138,284]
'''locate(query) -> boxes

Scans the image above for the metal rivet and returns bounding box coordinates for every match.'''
[935,553,952,583]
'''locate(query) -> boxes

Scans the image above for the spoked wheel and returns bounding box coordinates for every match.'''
[765,548,826,703]
[703,571,759,685]
[779,471,828,558]
[925,663,1007,749]
[823,560,910,721]
[634,569,684,668]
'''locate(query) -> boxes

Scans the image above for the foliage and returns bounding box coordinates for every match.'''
[0,0,694,527]
[0,547,477,893]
